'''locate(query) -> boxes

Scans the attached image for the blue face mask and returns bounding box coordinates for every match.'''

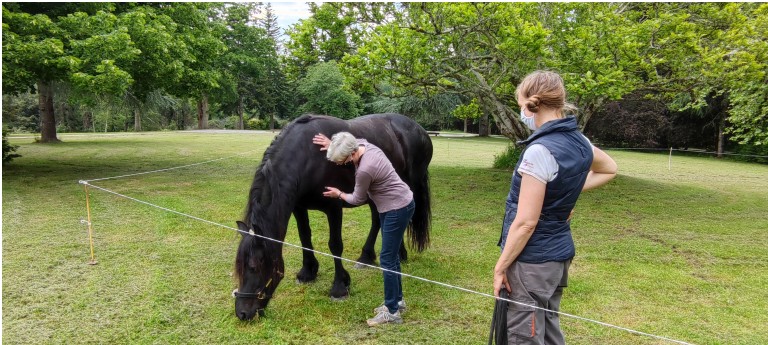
[520,108,537,131]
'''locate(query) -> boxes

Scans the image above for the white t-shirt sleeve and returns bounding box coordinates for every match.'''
[517,144,558,183]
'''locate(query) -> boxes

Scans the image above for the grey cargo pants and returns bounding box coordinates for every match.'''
[504,260,571,345]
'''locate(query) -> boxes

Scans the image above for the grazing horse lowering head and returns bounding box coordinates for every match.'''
[232,113,433,321]
[233,221,284,320]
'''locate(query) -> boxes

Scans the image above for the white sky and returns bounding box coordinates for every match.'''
[267,2,321,30]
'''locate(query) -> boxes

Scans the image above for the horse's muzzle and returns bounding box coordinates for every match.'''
[237,308,265,321]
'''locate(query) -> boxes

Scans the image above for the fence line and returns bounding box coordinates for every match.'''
[603,147,768,158]
[79,178,696,345]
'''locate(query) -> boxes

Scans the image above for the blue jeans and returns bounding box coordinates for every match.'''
[378,199,415,314]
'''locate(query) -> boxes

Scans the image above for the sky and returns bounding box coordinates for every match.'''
[267,2,318,31]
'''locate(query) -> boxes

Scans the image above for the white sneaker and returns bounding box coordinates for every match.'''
[366,309,402,326]
[373,300,407,315]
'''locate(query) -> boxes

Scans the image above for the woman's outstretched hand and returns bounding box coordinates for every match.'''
[323,186,341,199]
[313,133,331,151]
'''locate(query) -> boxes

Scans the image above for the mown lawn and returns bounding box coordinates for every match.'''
[3,131,766,344]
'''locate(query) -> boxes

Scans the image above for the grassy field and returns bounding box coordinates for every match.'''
[3,131,767,344]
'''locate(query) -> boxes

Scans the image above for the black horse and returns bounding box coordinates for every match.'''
[234,113,433,321]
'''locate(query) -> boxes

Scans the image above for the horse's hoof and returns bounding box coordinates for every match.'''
[330,294,349,302]
[296,279,312,285]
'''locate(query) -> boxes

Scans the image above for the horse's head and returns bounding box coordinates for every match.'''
[233,221,284,321]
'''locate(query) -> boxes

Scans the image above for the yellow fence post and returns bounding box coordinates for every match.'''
[83,183,98,265]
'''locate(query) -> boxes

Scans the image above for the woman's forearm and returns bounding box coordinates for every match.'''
[494,222,536,274]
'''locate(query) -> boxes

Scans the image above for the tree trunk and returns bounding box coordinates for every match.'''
[83,110,92,132]
[479,111,489,137]
[134,108,142,132]
[471,72,526,141]
[270,112,275,132]
[477,92,526,141]
[237,94,244,130]
[37,80,59,142]
[178,107,187,130]
[717,117,725,158]
[197,94,209,130]
[463,118,468,133]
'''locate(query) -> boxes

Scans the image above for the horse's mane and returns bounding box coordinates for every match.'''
[243,115,318,228]
[236,115,319,282]
[238,114,317,264]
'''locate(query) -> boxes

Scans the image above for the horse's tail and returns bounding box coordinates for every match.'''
[409,167,432,252]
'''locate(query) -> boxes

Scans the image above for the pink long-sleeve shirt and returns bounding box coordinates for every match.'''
[345,139,413,213]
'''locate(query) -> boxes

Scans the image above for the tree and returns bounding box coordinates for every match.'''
[159,3,227,130]
[3,4,81,142]
[344,3,644,141]
[261,3,281,42]
[635,3,768,151]
[284,3,394,80]
[452,98,481,133]
[2,127,21,164]
[218,3,291,131]
[297,61,362,119]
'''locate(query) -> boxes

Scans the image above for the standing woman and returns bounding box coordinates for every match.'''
[313,132,415,326]
[493,71,618,344]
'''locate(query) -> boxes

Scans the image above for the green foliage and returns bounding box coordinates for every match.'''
[297,61,362,119]
[452,98,481,121]
[2,127,21,164]
[2,93,39,132]
[636,3,768,146]
[284,3,393,81]
[342,3,643,141]
[2,5,77,93]
[492,144,523,170]
[246,117,267,130]
[219,3,290,124]
[2,2,765,149]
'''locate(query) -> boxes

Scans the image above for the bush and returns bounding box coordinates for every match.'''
[2,127,21,164]
[493,144,523,170]
[246,117,267,130]
[731,143,768,164]
[224,116,240,129]
[206,118,226,129]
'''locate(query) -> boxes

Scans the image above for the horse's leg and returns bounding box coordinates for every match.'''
[356,202,408,268]
[294,207,319,283]
[355,203,380,268]
[327,206,350,300]
[399,235,408,262]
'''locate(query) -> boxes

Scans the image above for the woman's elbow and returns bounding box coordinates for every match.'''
[516,220,538,235]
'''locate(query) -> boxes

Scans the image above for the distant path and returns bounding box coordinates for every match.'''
[7,129,280,140]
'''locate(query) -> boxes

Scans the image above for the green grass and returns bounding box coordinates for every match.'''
[3,132,767,344]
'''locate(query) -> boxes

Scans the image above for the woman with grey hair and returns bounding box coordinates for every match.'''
[313,131,414,327]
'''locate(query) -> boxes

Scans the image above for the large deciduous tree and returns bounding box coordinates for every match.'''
[159,3,226,130]
[2,4,101,142]
[633,3,768,151]
[344,3,642,140]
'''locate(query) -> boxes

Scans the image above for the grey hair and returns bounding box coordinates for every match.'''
[327,132,358,162]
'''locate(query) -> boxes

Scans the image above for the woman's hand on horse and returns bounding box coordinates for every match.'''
[313,133,330,151]
[323,186,341,198]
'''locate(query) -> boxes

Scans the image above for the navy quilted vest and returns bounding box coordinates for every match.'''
[499,116,593,263]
